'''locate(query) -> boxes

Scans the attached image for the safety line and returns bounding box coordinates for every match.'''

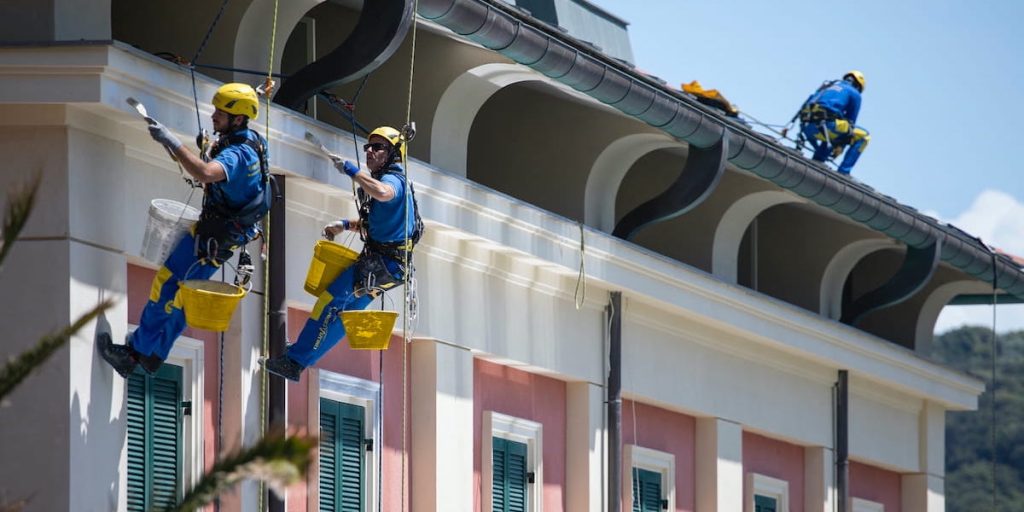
[188,0,232,135]
[401,3,420,511]
[574,222,587,310]
[990,253,999,512]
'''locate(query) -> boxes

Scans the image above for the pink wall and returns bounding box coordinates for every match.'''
[850,461,901,512]
[742,432,805,512]
[128,264,219,511]
[284,307,411,512]
[474,359,566,512]
[621,400,696,512]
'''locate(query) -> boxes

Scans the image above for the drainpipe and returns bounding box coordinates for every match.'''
[268,174,287,512]
[836,370,849,512]
[608,291,623,512]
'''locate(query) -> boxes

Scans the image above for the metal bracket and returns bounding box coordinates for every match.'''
[841,238,942,325]
[612,131,728,240]
[273,0,415,111]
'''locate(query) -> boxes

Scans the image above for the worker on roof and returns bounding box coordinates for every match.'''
[793,70,870,175]
[262,126,423,382]
[98,83,272,378]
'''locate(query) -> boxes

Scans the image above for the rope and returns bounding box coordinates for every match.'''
[574,222,587,310]
[400,3,420,510]
[188,0,233,134]
[990,252,999,511]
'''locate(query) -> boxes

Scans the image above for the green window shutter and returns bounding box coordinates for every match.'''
[126,364,183,512]
[492,437,529,512]
[320,398,365,512]
[754,494,778,512]
[631,468,663,512]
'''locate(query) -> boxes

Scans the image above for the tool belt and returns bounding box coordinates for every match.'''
[354,239,412,295]
[799,105,842,123]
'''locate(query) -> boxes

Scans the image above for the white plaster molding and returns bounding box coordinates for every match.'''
[233,0,322,85]
[746,472,789,512]
[915,280,993,356]
[583,133,684,232]
[624,445,675,512]
[819,239,899,319]
[482,411,543,512]
[852,497,885,512]
[712,191,803,283]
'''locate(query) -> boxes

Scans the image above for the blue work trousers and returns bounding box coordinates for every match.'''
[286,264,376,367]
[132,233,231,360]
[801,120,870,175]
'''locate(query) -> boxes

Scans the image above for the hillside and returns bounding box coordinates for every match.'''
[933,327,1024,511]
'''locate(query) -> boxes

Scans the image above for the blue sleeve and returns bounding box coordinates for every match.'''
[379,173,406,204]
[213,145,244,183]
[846,90,861,125]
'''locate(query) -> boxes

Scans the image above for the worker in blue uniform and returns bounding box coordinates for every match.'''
[794,70,870,175]
[262,126,420,382]
[98,83,272,378]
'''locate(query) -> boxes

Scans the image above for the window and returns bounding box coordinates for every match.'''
[625,445,674,512]
[313,369,380,512]
[320,398,366,511]
[126,364,183,511]
[482,411,543,512]
[746,473,789,512]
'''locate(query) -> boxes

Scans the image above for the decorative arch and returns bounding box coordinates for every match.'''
[430,62,615,177]
[818,239,900,320]
[233,0,322,85]
[584,133,683,232]
[915,280,993,355]
[711,191,803,283]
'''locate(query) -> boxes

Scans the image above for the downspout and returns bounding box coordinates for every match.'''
[608,291,623,512]
[836,370,849,512]
[268,174,287,512]
[415,0,1024,301]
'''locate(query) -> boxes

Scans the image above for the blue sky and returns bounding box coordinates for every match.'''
[589,0,1024,331]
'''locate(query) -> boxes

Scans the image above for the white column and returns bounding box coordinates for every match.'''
[804,446,835,512]
[695,417,743,512]
[411,339,474,512]
[566,382,606,512]
[901,402,945,511]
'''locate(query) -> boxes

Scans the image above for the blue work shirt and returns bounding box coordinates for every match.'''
[210,128,266,209]
[803,79,862,124]
[367,164,416,244]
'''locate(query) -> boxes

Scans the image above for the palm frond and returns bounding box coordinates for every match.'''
[0,174,40,272]
[170,432,316,512]
[0,299,114,402]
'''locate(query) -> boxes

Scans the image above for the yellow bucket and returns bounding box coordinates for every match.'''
[304,240,359,297]
[342,310,398,350]
[178,279,246,332]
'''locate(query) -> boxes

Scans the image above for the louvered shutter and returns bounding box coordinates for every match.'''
[126,364,182,512]
[320,398,365,511]
[754,494,777,512]
[492,437,529,512]
[631,468,663,512]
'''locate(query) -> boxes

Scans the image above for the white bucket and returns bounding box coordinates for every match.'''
[140,199,200,265]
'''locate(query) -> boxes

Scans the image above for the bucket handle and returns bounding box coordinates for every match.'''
[182,257,253,294]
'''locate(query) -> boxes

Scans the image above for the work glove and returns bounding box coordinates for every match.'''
[323,219,350,241]
[148,120,183,151]
[331,156,360,178]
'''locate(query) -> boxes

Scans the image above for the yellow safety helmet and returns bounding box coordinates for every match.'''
[844,70,866,92]
[368,125,406,161]
[212,83,259,120]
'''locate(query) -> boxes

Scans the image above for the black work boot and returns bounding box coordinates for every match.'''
[261,355,303,382]
[97,332,138,379]
[137,351,164,375]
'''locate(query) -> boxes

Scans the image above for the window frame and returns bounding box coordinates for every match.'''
[624,444,675,512]
[482,411,543,512]
[309,368,381,512]
[852,497,885,512]
[745,472,789,512]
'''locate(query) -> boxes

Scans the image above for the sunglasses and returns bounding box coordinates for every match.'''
[363,142,390,153]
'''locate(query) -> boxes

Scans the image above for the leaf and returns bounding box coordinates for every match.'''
[0,174,40,273]
[0,299,114,402]
[170,432,316,512]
